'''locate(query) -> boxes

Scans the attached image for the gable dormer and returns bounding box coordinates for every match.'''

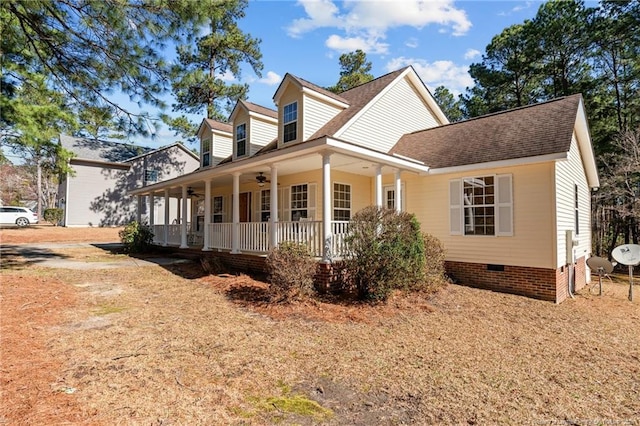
[273,74,349,148]
[196,119,233,168]
[229,100,277,161]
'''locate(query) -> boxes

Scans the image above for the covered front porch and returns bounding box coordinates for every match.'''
[132,137,429,261]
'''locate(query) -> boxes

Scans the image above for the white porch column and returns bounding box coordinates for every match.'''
[149,193,155,228]
[203,179,212,251]
[231,172,240,254]
[136,195,142,223]
[270,165,278,249]
[177,195,181,223]
[322,152,332,262]
[180,185,188,248]
[163,189,169,246]
[375,165,383,207]
[395,169,402,212]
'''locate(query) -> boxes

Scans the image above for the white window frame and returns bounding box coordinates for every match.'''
[290,183,308,221]
[212,195,224,223]
[236,123,247,157]
[260,189,270,222]
[283,101,297,143]
[383,184,406,211]
[333,182,351,221]
[144,169,158,183]
[201,138,211,167]
[449,174,512,237]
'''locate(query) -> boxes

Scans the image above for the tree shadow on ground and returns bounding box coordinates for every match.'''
[0,245,73,270]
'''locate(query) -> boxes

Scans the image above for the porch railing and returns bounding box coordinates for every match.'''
[208,223,232,251]
[153,220,351,258]
[152,224,190,246]
[277,220,322,257]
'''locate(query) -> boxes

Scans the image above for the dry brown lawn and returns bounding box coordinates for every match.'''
[1,226,639,425]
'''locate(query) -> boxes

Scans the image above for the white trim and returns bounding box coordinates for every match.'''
[129,136,429,196]
[125,142,199,163]
[332,181,352,220]
[428,152,567,175]
[301,87,349,109]
[574,99,600,188]
[234,122,248,159]
[392,153,425,164]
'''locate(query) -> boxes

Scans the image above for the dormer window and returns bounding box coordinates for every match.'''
[283,102,297,143]
[236,123,247,157]
[202,138,211,167]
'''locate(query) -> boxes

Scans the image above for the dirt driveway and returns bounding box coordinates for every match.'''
[1,225,639,425]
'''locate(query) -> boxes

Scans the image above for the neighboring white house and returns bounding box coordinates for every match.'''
[130,66,599,303]
[59,135,200,227]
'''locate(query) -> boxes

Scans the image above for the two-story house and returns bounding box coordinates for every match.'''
[131,66,599,303]
[59,135,200,227]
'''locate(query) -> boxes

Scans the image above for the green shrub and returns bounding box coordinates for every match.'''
[266,242,317,302]
[43,208,64,226]
[343,206,426,301]
[119,221,154,253]
[416,232,448,292]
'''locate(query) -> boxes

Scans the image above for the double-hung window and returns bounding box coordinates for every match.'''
[291,184,307,221]
[201,138,211,167]
[236,123,247,157]
[333,183,351,221]
[283,102,297,143]
[260,189,270,222]
[144,169,158,183]
[212,196,224,223]
[450,174,512,236]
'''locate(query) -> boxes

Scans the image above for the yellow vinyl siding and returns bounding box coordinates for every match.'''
[337,77,440,152]
[406,163,556,269]
[555,134,591,268]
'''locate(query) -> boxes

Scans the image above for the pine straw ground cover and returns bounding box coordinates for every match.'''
[1,242,639,424]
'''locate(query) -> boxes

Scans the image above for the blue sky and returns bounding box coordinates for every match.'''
[138,0,547,148]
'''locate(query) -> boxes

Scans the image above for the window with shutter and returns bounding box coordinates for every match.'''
[450,174,512,236]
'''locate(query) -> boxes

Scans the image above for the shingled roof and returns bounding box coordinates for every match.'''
[203,119,233,134]
[239,100,278,119]
[390,94,583,169]
[60,135,153,163]
[309,67,409,139]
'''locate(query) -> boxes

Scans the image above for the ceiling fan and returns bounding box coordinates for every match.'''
[187,187,202,197]
[255,172,269,187]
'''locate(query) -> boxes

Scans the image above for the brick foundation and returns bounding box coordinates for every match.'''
[446,256,587,303]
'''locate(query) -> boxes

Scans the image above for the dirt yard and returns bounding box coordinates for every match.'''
[1,226,639,425]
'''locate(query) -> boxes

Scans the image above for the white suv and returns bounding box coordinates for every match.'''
[0,207,39,227]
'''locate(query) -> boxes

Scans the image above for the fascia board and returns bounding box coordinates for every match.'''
[427,152,568,175]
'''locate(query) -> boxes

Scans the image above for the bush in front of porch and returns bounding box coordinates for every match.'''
[119,221,154,253]
[343,206,428,301]
[266,242,317,302]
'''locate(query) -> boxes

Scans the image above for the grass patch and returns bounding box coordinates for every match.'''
[249,380,333,422]
[92,305,126,316]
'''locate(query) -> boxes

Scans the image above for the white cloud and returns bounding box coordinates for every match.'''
[325,34,389,54]
[385,57,474,95]
[258,71,282,86]
[498,1,533,16]
[287,0,472,54]
[405,37,419,48]
[464,48,481,60]
[218,70,235,82]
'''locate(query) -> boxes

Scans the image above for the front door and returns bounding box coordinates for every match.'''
[239,192,251,222]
